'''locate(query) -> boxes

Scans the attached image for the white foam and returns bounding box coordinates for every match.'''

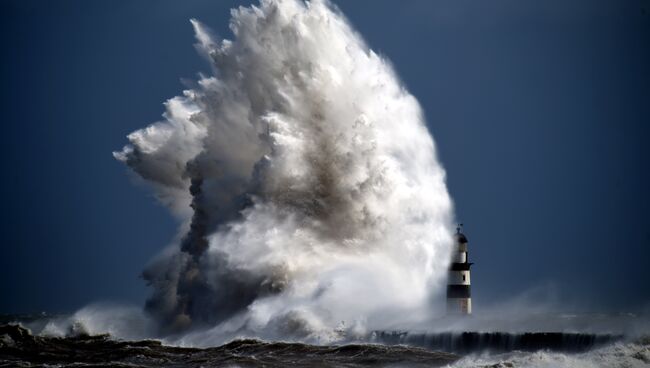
[114,0,454,341]
[447,341,650,368]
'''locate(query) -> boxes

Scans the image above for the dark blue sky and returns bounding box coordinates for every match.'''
[1,0,648,314]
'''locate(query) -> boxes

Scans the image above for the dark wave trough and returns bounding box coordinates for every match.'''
[0,324,458,368]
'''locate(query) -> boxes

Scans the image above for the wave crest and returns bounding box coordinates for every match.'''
[114,0,453,340]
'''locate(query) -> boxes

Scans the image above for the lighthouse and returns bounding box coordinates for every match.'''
[447,224,473,315]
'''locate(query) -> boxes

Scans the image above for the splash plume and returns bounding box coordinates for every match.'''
[114,0,453,341]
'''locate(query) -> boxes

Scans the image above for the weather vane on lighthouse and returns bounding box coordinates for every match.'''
[447,223,473,315]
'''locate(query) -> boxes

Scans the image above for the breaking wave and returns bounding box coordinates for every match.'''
[113,0,453,341]
[448,338,650,368]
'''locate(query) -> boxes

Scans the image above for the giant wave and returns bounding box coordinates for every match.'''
[113,0,453,342]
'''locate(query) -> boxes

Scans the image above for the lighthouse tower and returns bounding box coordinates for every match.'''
[447,224,473,315]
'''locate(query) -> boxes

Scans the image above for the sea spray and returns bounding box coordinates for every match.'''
[114,0,454,342]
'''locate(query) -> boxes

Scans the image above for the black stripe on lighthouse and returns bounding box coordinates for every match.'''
[447,284,471,298]
[450,262,473,271]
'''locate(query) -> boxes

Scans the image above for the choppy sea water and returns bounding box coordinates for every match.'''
[448,340,650,368]
[0,324,458,368]
[1,314,649,367]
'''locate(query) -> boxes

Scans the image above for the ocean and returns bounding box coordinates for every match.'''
[1,313,648,368]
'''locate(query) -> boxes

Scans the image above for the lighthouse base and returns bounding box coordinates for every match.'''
[447,298,472,315]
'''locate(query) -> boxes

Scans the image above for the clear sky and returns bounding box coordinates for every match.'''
[1,0,648,314]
